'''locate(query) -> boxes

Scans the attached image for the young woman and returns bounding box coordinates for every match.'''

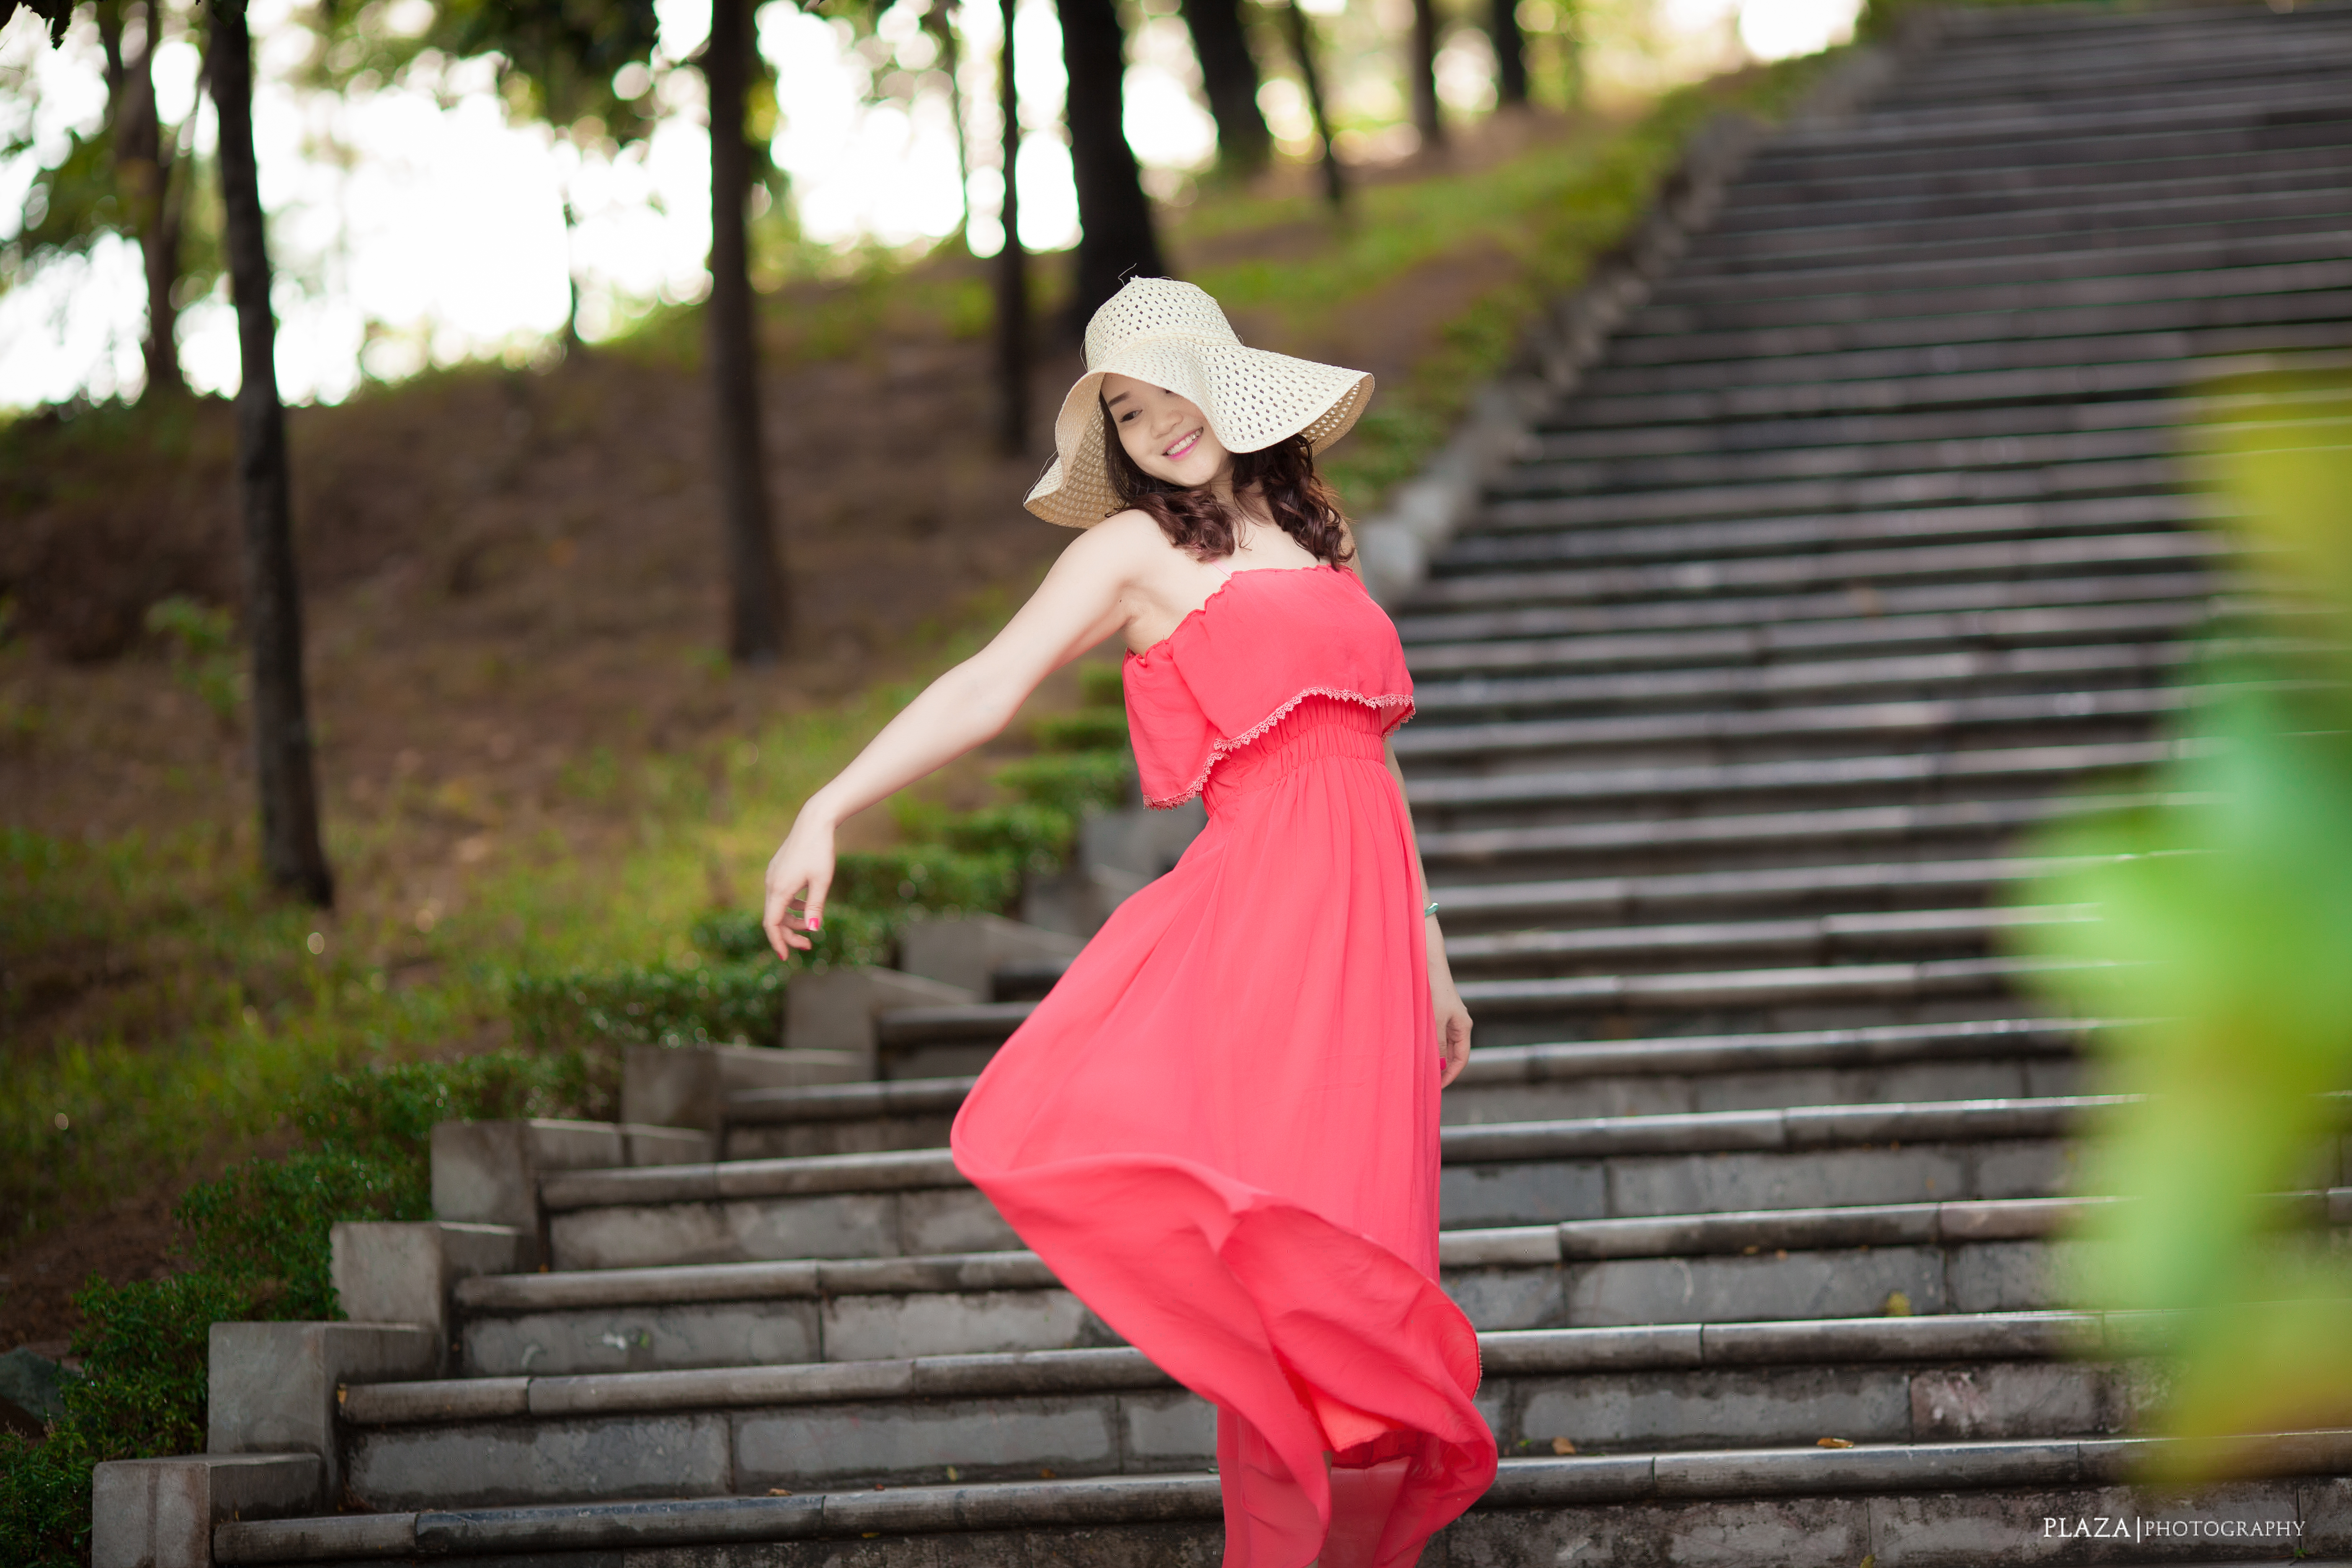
[762,278,1498,1568]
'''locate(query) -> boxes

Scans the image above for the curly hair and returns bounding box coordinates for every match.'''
[1100,399,1354,566]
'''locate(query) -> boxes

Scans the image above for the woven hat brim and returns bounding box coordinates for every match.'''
[1024,338,1374,528]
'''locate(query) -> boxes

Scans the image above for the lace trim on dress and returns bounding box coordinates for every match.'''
[1143,687,1415,810]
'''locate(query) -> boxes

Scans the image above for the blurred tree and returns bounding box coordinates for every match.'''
[1270,0,1342,209]
[5,0,333,903]
[212,0,335,905]
[1406,0,1441,150]
[1489,0,1527,106]
[994,0,1028,454]
[705,0,788,660]
[1179,0,1269,176]
[1057,0,1166,326]
[2,0,212,398]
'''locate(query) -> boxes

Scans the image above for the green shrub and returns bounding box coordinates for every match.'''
[508,960,787,1051]
[689,909,770,961]
[174,1152,420,1320]
[831,846,1020,915]
[1077,663,1126,710]
[937,803,1079,873]
[1032,709,1129,753]
[993,750,1134,818]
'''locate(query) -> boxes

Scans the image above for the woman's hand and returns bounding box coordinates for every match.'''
[763,807,838,959]
[1433,970,1473,1087]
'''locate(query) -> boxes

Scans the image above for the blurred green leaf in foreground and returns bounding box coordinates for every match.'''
[2022,363,2352,1468]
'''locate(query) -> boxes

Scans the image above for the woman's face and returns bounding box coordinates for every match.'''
[1101,374,1232,490]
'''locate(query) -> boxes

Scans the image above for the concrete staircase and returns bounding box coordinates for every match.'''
[133,5,2352,1565]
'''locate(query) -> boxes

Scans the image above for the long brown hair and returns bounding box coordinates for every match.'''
[1101,399,1354,566]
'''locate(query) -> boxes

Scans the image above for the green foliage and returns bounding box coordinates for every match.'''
[1033,709,1130,753]
[2017,367,2352,1464]
[176,1152,417,1319]
[992,750,1135,819]
[509,959,788,1050]
[1077,663,1127,710]
[831,845,1021,916]
[143,596,242,724]
[935,803,1079,873]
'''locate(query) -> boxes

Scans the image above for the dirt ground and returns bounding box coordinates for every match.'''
[0,116,1587,1351]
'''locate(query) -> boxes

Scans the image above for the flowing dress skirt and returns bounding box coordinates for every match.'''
[952,698,1495,1568]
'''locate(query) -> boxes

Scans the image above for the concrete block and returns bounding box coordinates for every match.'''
[622,1043,721,1133]
[1908,1362,2117,1443]
[732,1397,1119,1488]
[1564,1246,1947,1328]
[1441,1160,1608,1228]
[622,1122,714,1166]
[1021,863,1155,940]
[91,1453,319,1568]
[726,1110,957,1162]
[1078,802,1207,882]
[1517,1366,1911,1451]
[329,1220,525,1372]
[1119,1391,1216,1469]
[346,1412,732,1510]
[207,1322,438,1499]
[898,914,1086,998]
[547,1193,901,1271]
[1604,1146,1975,1219]
[462,1299,823,1377]
[429,1119,633,1253]
[899,1188,1024,1255]
[821,1288,1091,1363]
[1444,1265,1569,1333]
[1945,1238,2062,1314]
[787,967,978,1065]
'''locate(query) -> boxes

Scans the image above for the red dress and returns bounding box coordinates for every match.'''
[951,564,1498,1568]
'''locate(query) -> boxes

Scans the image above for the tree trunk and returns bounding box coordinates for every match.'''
[1057,0,1166,329]
[1490,0,1527,106]
[923,0,970,243]
[1179,0,1269,176]
[113,0,186,397]
[704,0,787,662]
[1407,0,1444,150]
[211,0,333,908]
[995,0,1028,455]
[1278,3,1345,210]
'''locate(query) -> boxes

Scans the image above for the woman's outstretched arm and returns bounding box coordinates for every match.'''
[762,521,1147,958]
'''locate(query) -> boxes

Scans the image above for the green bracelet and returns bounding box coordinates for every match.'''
[1424,900,1440,917]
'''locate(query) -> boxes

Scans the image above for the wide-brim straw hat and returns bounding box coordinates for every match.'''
[1024,278,1375,527]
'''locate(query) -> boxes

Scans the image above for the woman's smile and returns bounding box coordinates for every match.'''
[1163,427,1202,460]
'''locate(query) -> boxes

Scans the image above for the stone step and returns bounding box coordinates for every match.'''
[1408,531,2217,614]
[442,1190,2229,1377]
[1487,450,2184,515]
[325,1313,2249,1512]
[1396,683,2193,772]
[1416,791,2191,877]
[722,1020,2107,1160]
[1548,334,2348,433]
[1625,260,2352,359]
[1903,28,2352,103]
[213,1440,2352,1567]
[1405,735,2198,828]
[1399,570,2224,653]
[535,1094,2175,1271]
[1578,300,2352,403]
[1447,496,2218,574]
[1677,186,2352,278]
[1716,160,2352,240]
[1444,905,2081,980]
[1645,227,2352,316]
[1429,851,2081,927]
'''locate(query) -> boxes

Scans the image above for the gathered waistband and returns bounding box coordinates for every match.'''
[1202,696,1390,815]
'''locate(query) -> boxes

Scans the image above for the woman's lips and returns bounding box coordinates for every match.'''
[1164,428,1201,460]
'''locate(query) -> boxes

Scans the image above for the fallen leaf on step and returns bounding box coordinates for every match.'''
[1884,1291,1913,1317]
[767,1489,792,1497]
[1551,1438,1577,1455]
[1040,1467,1057,1479]
[946,1466,959,1481]
[1818,1438,1854,1449]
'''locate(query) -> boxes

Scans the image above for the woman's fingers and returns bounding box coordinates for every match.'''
[761,873,809,957]
[1436,1006,1474,1087]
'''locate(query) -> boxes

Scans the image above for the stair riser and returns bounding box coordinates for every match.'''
[1740,106,2352,187]
[1482,458,2186,516]
[455,1235,2097,1377]
[342,1356,2159,1510]
[547,1135,2089,1271]
[1715,155,2352,232]
[729,1054,2088,1162]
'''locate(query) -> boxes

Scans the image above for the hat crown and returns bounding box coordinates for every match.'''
[1083,278,1239,370]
